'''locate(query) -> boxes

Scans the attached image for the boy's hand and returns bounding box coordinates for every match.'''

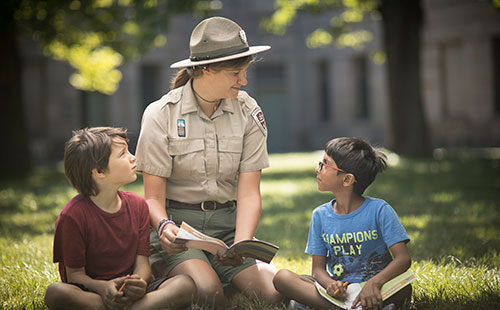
[351,279,383,310]
[326,280,348,300]
[101,276,130,310]
[122,274,147,302]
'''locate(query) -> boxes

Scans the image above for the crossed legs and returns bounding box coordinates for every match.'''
[273,269,335,309]
[274,269,413,310]
[44,275,196,310]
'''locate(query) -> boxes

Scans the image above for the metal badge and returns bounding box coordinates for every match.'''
[239,29,247,44]
[177,119,186,137]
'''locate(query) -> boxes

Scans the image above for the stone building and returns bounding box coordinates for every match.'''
[20,0,500,164]
[422,0,500,147]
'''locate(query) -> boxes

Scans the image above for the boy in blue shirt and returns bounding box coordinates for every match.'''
[273,137,411,310]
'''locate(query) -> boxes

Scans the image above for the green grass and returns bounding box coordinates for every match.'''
[1,151,500,309]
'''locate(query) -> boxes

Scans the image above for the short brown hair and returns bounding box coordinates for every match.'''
[64,127,128,196]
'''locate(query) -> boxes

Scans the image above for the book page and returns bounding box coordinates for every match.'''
[313,281,361,309]
[314,270,415,309]
[176,239,226,256]
[314,281,348,309]
[344,283,362,310]
[174,222,228,256]
[174,222,279,262]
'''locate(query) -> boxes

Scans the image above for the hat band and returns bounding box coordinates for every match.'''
[190,46,250,62]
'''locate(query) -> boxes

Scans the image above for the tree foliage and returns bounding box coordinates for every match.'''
[0,0,217,177]
[262,0,380,51]
[262,0,432,156]
[13,0,217,94]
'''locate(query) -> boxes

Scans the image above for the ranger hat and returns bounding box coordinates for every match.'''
[170,16,271,69]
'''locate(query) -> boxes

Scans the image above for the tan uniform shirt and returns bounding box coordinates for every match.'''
[136,80,269,204]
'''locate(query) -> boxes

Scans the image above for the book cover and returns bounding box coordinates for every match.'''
[174,221,279,263]
[314,269,416,309]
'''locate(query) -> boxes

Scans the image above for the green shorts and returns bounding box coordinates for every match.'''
[149,205,256,286]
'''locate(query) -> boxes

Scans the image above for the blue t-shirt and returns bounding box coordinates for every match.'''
[305,196,409,283]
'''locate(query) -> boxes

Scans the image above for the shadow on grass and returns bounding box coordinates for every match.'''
[406,215,500,263]
[0,169,64,239]
[0,167,69,213]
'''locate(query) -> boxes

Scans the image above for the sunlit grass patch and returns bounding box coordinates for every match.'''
[267,151,323,172]
[273,255,311,275]
[412,259,500,309]
[0,234,57,310]
[262,179,316,196]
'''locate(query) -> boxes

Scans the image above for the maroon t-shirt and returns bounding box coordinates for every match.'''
[53,191,151,282]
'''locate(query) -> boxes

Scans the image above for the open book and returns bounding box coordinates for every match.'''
[314,269,416,309]
[173,221,279,263]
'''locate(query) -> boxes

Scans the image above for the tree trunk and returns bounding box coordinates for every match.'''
[379,0,430,157]
[0,6,32,177]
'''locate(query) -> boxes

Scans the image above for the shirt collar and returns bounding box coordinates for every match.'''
[180,79,235,116]
[220,98,234,114]
[180,79,199,115]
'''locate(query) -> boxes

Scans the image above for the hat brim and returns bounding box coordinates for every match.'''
[170,45,271,69]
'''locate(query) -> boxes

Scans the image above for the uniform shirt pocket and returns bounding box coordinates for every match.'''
[217,137,243,181]
[168,138,205,181]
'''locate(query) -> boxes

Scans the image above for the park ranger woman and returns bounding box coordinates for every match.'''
[135,17,282,308]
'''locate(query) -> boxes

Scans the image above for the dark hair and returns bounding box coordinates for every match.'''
[170,55,254,89]
[325,137,387,195]
[64,127,128,196]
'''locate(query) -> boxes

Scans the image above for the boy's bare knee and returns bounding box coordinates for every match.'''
[44,282,66,309]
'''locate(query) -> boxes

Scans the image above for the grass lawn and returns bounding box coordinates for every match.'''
[1,150,499,309]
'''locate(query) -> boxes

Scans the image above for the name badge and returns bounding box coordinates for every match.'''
[177,119,186,137]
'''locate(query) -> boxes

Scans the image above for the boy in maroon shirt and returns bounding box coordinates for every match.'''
[44,127,196,310]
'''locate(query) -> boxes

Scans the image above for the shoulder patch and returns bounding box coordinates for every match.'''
[251,108,267,136]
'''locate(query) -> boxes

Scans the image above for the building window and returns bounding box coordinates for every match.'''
[439,40,463,118]
[254,64,288,153]
[493,36,500,116]
[141,65,161,110]
[353,55,369,120]
[317,60,331,122]
[81,91,108,126]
